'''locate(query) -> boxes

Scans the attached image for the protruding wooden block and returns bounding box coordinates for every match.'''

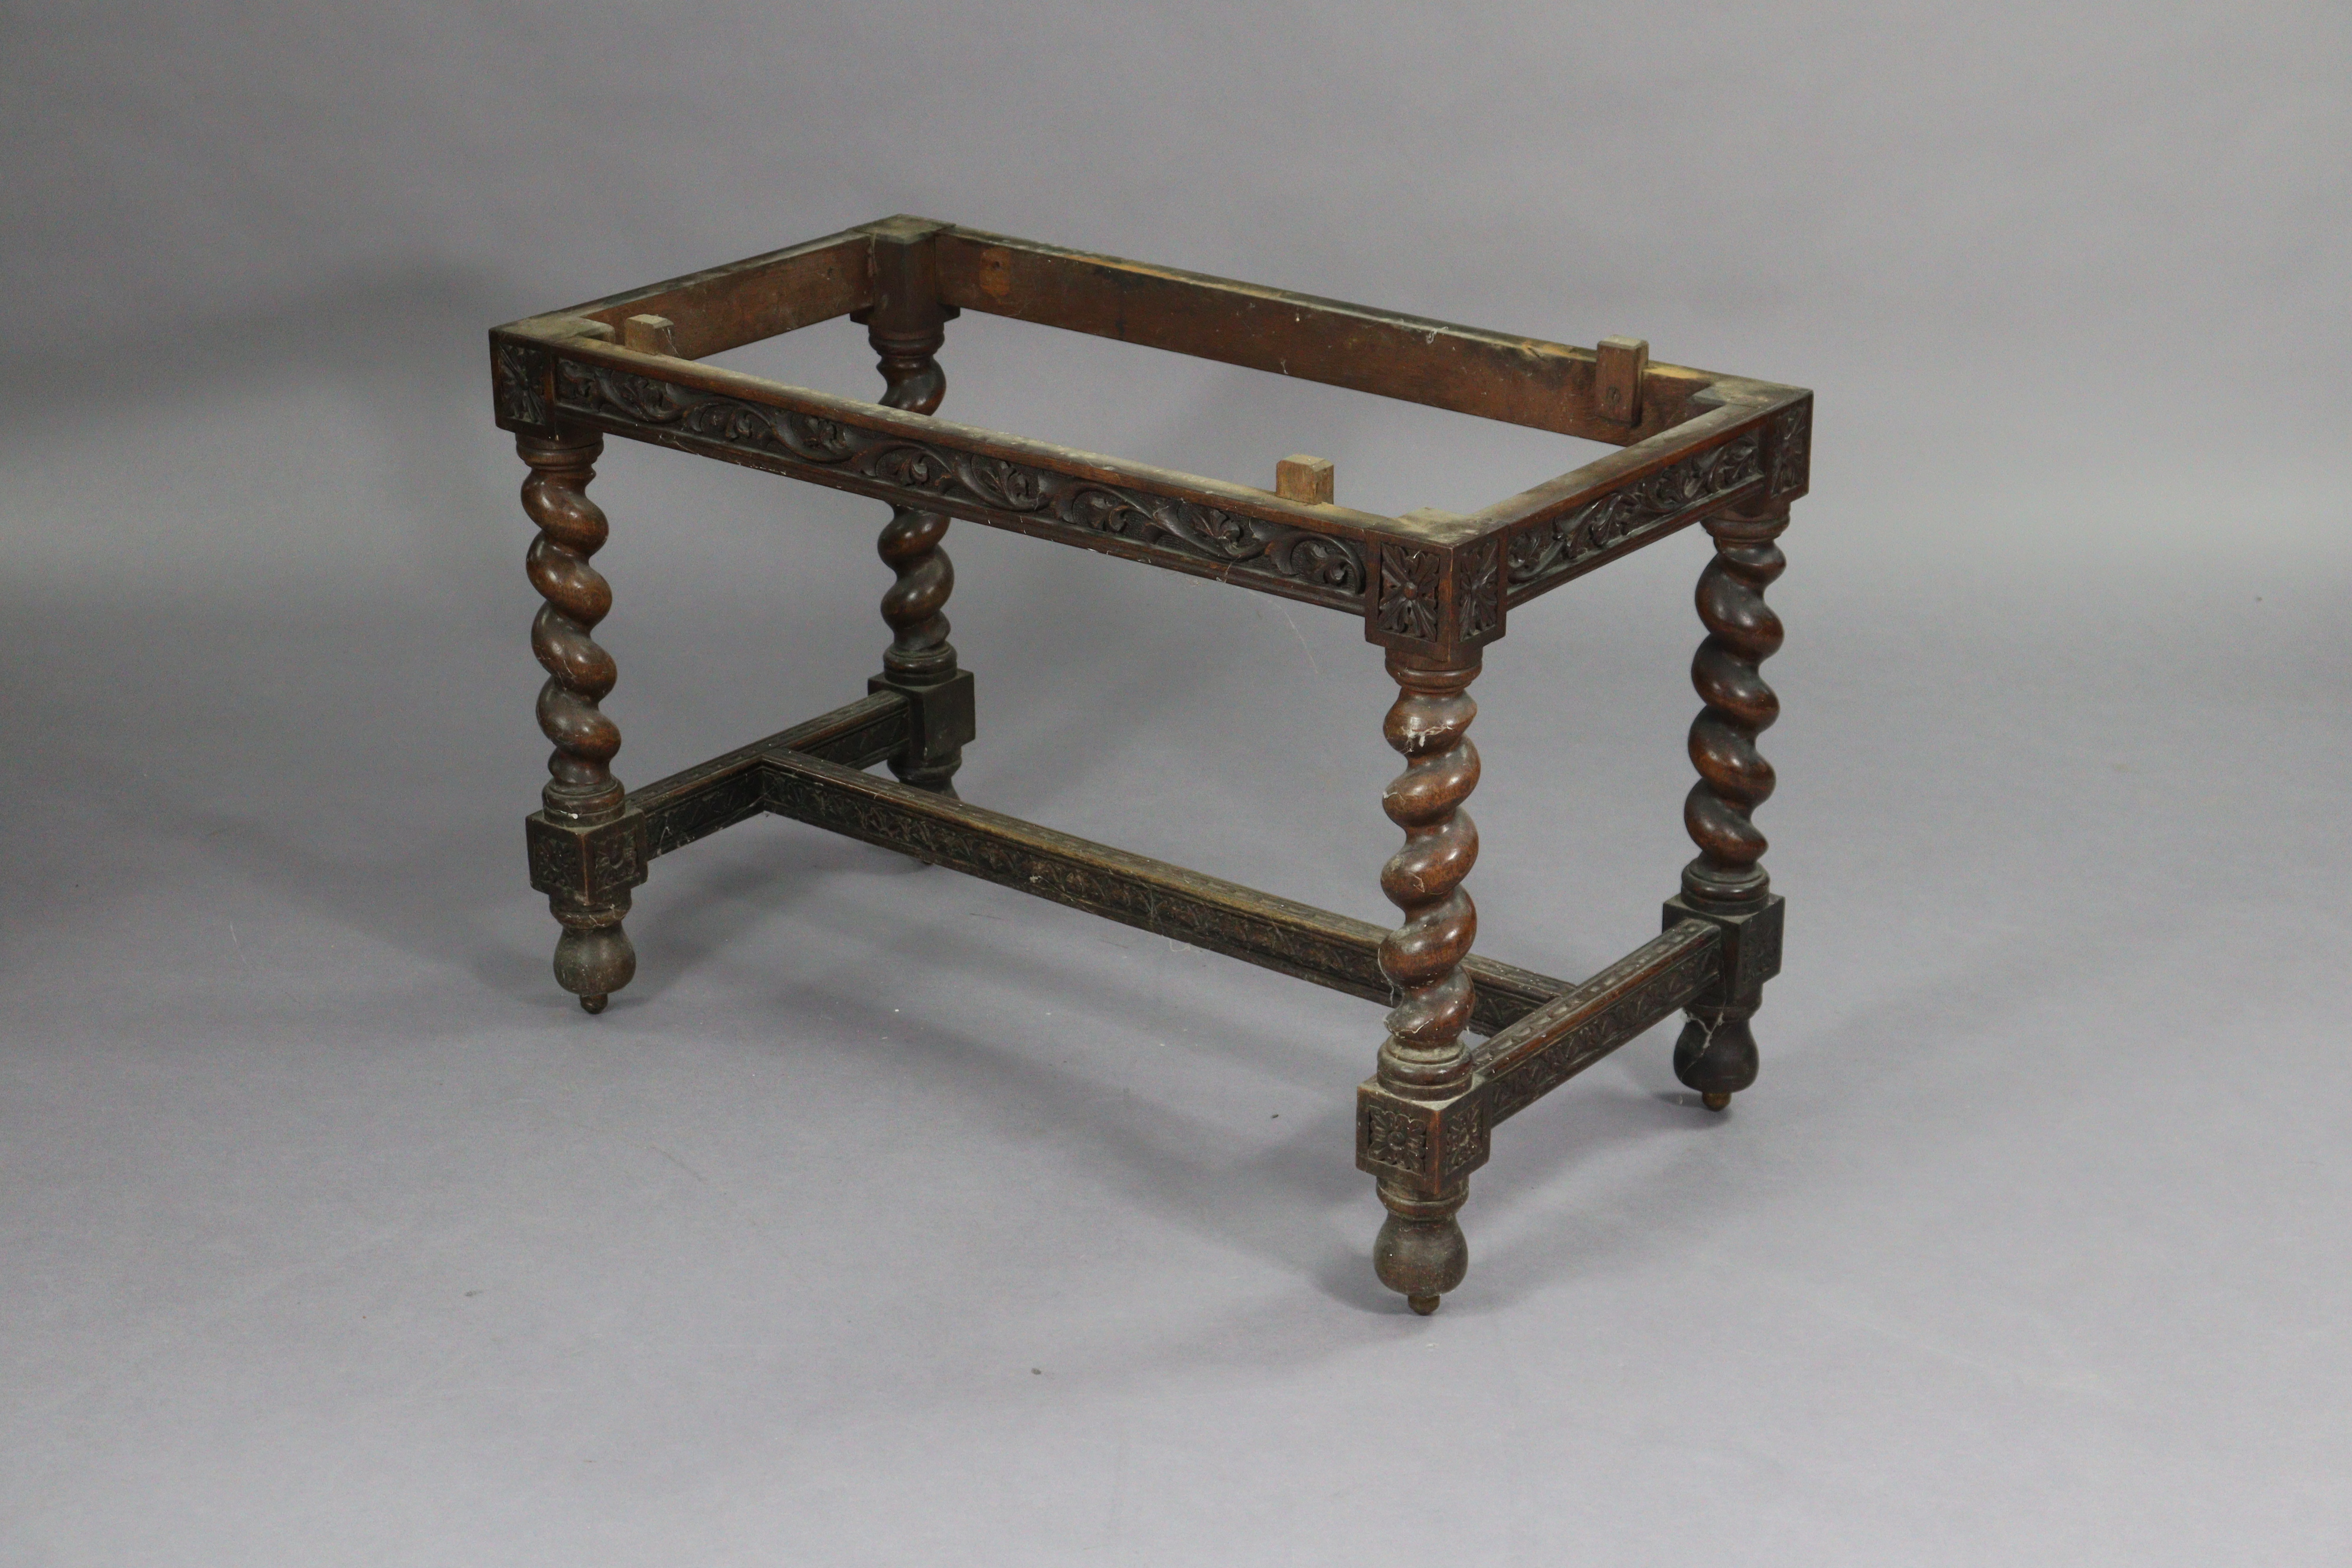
[623,314,681,356]
[1275,453,1335,505]
[1596,335,1648,425]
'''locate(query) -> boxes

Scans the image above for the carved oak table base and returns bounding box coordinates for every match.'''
[491,219,1812,1314]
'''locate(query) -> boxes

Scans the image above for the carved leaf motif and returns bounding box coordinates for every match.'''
[594,371,690,425]
[551,360,1368,605]
[782,413,853,460]
[1174,505,1255,559]
[554,360,598,404]
[1505,433,1765,594]
[1268,533,1364,592]
[681,399,773,445]
[1504,528,1550,582]
[866,445,956,491]
[1061,486,1150,537]
[958,455,1052,511]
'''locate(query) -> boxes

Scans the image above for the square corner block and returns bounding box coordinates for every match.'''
[526,809,650,903]
[870,669,976,760]
[1662,892,1784,1001]
[1363,530,1505,656]
[1355,1077,1491,1190]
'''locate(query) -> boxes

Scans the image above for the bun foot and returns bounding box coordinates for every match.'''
[1373,1190,1468,1313]
[1702,1090,1731,1110]
[552,902,636,1010]
[1673,1010,1758,1102]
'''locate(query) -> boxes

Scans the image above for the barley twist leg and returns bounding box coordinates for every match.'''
[520,432,635,1012]
[1677,503,1787,1106]
[1370,651,1482,1313]
[869,321,965,795]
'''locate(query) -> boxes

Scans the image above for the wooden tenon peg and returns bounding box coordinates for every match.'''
[1275,454,1335,505]
[623,314,681,356]
[1596,335,1648,426]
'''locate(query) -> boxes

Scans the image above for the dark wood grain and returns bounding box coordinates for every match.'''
[493,217,1806,1314]
[1671,499,1791,1108]
[550,226,875,361]
[1475,920,1722,1122]
[753,741,1566,1032]
[935,227,1718,445]
[544,344,1382,613]
[626,694,910,861]
[861,221,969,796]
[517,430,635,1012]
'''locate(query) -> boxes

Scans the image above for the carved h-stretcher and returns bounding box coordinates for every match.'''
[490,217,1809,1314]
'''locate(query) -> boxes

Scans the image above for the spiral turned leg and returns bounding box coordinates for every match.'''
[1368,652,1482,1314]
[1675,503,1788,1107]
[868,321,969,798]
[876,496,959,793]
[520,432,636,1012]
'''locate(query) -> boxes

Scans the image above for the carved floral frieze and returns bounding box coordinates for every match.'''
[1505,433,1763,601]
[554,362,1367,607]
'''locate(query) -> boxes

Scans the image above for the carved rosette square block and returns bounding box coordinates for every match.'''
[1765,396,1812,502]
[1355,1076,1492,1191]
[1662,892,1785,1004]
[492,337,556,437]
[526,809,651,904]
[1364,513,1505,658]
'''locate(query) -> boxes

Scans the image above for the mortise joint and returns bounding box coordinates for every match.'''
[1597,335,1648,425]
[1275,454,1335,505]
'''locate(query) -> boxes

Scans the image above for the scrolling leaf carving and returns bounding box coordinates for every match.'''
[1505,434,1763,599]
[554,362,1367,605]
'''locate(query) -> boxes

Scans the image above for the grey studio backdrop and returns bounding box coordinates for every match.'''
[4,4,2346,1564]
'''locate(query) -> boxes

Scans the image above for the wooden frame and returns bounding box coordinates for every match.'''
[492,216,1808,1314]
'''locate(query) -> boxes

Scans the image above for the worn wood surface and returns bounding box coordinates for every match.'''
[553,226,874,361]
[933,226,1718,445]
